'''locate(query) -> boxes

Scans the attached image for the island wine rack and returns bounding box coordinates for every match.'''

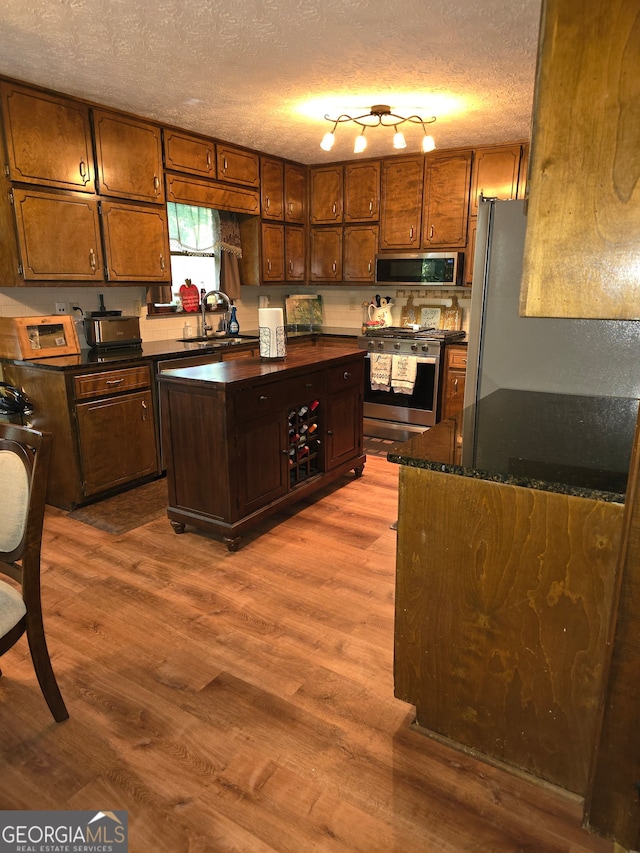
[288,398,320,486]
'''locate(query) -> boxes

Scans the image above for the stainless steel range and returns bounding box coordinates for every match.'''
[357,326,465,441]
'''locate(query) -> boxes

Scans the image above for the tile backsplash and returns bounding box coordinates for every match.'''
[0,285,471,344]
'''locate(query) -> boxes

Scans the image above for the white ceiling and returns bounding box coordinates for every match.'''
[0,0,542,165]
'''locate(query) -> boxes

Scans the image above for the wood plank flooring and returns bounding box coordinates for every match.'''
[0,456,616,852]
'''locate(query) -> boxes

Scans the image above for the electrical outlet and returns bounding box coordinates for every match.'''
[54,302,66,315]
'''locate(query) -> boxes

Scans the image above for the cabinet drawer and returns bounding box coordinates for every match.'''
[284,371,325,406]
[74,365,151,400]
[326,360,363,393]
[234,383,284,419]
[447,348,468,369]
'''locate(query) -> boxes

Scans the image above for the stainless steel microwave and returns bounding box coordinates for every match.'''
[375,252,464,286]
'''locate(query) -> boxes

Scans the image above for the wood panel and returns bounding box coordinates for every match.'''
[520,0,640,319]
[0,456,614,852]
[165,173,260,215]
[395,466,624,796]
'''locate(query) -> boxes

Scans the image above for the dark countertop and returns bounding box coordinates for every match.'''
[0,326,358,372]
[389,389,639,503]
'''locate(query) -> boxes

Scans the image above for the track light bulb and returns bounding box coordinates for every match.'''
[393,128,406,150]
[354,131,367,154]
[422,134,436,153]
[320,132,335,152]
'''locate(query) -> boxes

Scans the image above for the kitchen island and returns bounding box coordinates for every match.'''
[390,389,639,798]
[157,344,366,550]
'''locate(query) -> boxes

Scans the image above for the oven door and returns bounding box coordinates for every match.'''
[363,353,441,437]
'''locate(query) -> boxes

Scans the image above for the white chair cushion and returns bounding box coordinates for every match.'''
[0,449,29,552]
[0,578,26,635]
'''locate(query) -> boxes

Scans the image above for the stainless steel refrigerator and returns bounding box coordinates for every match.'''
[462,198,640,465]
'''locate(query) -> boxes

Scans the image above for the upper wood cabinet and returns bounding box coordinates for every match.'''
[0,82,95,192]
[100,201,170,282]
[343,225,378,283]
[379,156,424,250]
[93,109,164,204]
[465,217,477,287]
[260,157,284,220]
[285,225,305,281]
[284,163,306,223]
[469,144,523,216]
[261,222,285,282]
[165,174,260,215]
[344,161,380,223]
[310,227,343,281]
[216,143,260,187]
[310,165,343,224]
[11,187,103,282]
[422,151,472,249]
[163,129,215,179]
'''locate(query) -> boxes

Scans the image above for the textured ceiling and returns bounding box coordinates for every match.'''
[0,0,542,165]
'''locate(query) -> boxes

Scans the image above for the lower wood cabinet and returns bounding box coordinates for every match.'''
[2,359,160,508]
[158,347,366,550]
[441,344,467,421]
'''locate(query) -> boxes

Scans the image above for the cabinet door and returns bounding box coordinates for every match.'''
[236,412,288,515]
[93,109,164,203]
[163,129,215,178]
[470,144,522,216]
[310,165,343,224]
[217,144,260,187]
[101,201,170,282]
[310,227,342,281]
[0,82,95,192]
[284,163,307,223]
[442,346,468,421]
[12,188,104,281]
[380,157,423,249]
[261,222,285,281]
[260,157,284,220]
[76,390,158,496]
[285,225,305,281]
[325,362,363,469]
[344,161,380,222]
[422,151,472,248]
[343,225,378,283]
[465,218,477,286]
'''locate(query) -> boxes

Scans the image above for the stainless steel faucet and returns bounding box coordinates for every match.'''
[200,290,232,336]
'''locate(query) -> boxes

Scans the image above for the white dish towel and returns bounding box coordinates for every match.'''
[370,353,392,391]
[391,355,417,394]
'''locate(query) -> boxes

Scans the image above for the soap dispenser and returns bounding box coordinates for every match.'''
[228,306,239,336]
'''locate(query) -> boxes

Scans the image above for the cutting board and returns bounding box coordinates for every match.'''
[442,296,462,330]
[420,307,442,329]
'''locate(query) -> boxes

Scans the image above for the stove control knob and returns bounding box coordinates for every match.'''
[377,342,385,350]
[393,342,401,350]
[421,344,430,352]
[411,344,418,352]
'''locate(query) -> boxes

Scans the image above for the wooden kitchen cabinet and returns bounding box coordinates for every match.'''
[92,108,164,204]
[0,81,95,192]
[100,200,171,282]
[158,346,365,550]
[441,344,467,421]
[465,217,477,286]
[163,128,215,179]
[379,156,423,249]
[260,157,284,220]
[284,162,307,223]
[469,144,523,216]
[11,188,104,282]
[310,165,343,224]
[310,227,342,282]
[422,150,472,248]
[1,360,160,509]
[344,161,380,222]
[285,225,305,281]
[261,222,285,282]
[343,225,378,283]
[216,143,260,187]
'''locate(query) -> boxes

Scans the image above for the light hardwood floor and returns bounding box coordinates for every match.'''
[0,456,615,852]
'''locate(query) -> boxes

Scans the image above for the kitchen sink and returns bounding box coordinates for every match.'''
[176,334,258,345]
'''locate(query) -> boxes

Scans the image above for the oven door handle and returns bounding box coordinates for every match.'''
[364,353,438,365]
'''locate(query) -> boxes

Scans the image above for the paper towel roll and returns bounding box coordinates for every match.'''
[258,307,287,359]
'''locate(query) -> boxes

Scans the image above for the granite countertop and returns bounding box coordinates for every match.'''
[0,326,358,371]
[389,389,640,503]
